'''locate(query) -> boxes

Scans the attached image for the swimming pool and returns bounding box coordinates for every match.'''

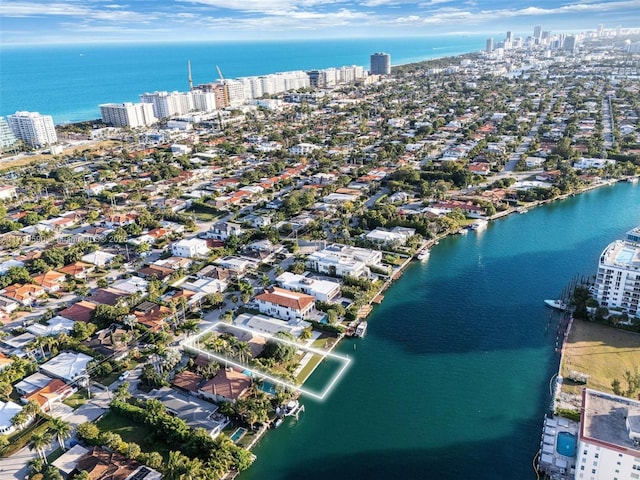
[556,431,576,457]
[229,427,247,443]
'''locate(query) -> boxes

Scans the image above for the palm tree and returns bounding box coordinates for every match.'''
[29,431,53,462]
[235,341,252,364]
[48,417,72,451]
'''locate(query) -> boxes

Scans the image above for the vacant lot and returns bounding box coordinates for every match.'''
[560,319,640,396]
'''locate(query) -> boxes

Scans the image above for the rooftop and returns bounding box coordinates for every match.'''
[601,240,640,270]
[581,388,640,454]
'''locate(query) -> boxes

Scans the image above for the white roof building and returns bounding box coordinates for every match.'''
[276,272,341,303]
[234,312,311,338]
[26,316,75,337]
[39,351,93,383]
[576,389,640,480]
[81,250,116,267]
[99,102,157,128]
[0,400,27,435]
[365,226,416,246]
[171,238,210,258]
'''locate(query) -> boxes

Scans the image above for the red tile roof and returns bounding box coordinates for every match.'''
[255,286,314,311]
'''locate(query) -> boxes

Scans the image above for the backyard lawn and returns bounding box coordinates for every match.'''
[560,319,640,396]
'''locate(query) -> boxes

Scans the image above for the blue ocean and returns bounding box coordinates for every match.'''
[0,36,488,124]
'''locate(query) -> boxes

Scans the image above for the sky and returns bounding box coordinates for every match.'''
[1,0,639,45]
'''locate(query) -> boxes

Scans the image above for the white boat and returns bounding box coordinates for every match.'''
[470,219,488,231]
[459,229,468,235]
[417,249,430,261]
[518,207,528,214]
[354,321,368,337]
[628,177,639,184]
[544,299,568,311]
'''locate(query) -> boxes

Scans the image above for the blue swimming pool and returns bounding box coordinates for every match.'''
[556,431,576,457]
[229,427,247,443]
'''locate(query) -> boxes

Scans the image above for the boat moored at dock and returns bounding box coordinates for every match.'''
[544,299,568,311]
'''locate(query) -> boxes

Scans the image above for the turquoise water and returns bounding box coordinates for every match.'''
[242,182,640,480]
[230,427,247,444]
[0,36,488,123]
[556,432,576,457]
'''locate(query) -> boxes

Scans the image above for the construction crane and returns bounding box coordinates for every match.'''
[216,65,225,84]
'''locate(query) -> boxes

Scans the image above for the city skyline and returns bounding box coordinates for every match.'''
[1,0,639,45]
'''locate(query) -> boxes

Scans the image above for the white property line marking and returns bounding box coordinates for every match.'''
[184,321,352,401]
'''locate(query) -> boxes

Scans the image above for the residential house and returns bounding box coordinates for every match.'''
[39,351,93,383]
[110,276,149,296]
[133,302,170,331]
[58,300,97,323]
[255,286,315,320]
[234,312,312,339]
[171,238,209,258]
[84,327,131,360]
[137,264,174,281]
[199,368,252,403]
[26,316,75,337]
[23,378,75,413]
[213,256,253,275]
[88,287,128,306]
[58,261,94,279]
[81,250,116,268]
[67,447,162,480]
[0,296,19,314]
[203,221,244,241]
[15,372,55,397]
[365,226,416,246]
[103,213,138,228]
[276,272,341,302]
[153,256,193,271]
[181,277,228,295]
[0,400,31,435]
[31,270,66,293]
[0,283,46,306]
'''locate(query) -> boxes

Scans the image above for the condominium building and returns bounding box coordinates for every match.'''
[99,102,156,128]
[7,111,57,147]
[576,389,640,480]
[140,91,194,119]
[593,227,640,318]
[0,117,18,150]
[370,52,391,75]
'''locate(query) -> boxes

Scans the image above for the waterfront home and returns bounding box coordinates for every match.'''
[306,250,369,278]
[199,368,252,404]
[39,351,93,383]
[65,447,162,480]
[255,287,315,321]
[276,272,341,302]
[365,226,416,246]
[171,238,209,258]
[234,312,312,339]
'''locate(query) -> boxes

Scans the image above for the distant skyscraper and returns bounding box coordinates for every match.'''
[564,35,578,52]
[0,117,18,151]
[486,38,494,53]
[597,24,604,37]
[533,25,542,41]
[7,111,57,148]
[370,52,391,75]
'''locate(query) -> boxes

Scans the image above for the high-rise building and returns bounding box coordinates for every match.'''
[564,35,578,52]
[99,102,156,128]
[597,24,604,37]
[576,389,640,479]
[140,91,194,119]
[370,52,391,75]
[486,38,494,53]
[593,226,640,318]
[7,111,57,148]
[533,25,542,42]
[0,117,18,151]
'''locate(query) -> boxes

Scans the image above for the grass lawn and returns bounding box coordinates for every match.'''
[560,319,640,396]
[296,353,323,384]
[63,389,90,409]
[97,410,157,450]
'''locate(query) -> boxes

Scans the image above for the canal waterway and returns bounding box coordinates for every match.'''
[242,181,640,480]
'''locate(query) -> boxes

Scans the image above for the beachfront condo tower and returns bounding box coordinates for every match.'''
[370,52,391,75]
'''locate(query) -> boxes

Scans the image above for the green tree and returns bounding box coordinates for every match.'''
[48,417,72,451]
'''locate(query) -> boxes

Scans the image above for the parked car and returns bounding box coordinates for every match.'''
[118,371,130,381]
